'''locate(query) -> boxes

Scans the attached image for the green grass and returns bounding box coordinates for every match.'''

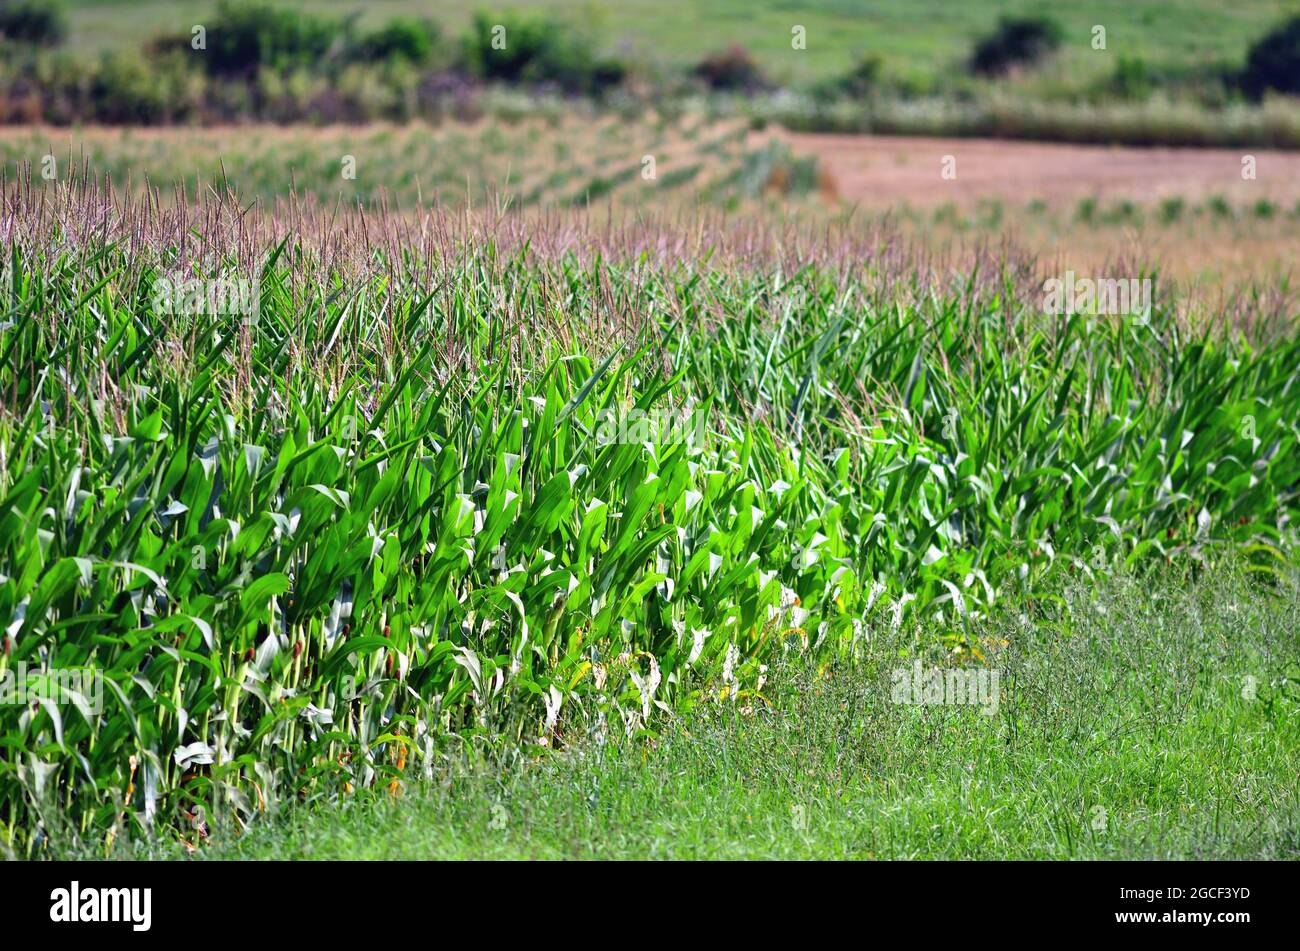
[60,0,1294,83]
[112,569,1300,860]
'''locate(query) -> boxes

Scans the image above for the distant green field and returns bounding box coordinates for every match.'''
[62,0,1296,83]
[0,118,818,209]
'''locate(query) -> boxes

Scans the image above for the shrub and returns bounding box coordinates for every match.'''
[588,57,627,91]
[90,50,173,123]
[203,0,342,76]
[814,53,883,100]
[969,15,1063,76]
[1108,55,1153,101]
[1241,15,1300,98]
[142,31,193,59]
[692,45,768,91]
[352,17,441,66]
[460,9,621,92]
[1157,196,1185,224]
[1206,194,1234,220]
[840,53,883,95]
[0,0,68,46]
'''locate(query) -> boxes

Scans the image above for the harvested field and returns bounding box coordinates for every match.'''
[782,132,1300,208]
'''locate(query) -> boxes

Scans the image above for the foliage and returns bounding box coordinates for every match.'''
[0,4,1294,140]
[692,45,769,91]
[460,9,623,93]
[814,53,884,100]
[0,0,67,47]
[1242,15,1300,98]
[88,50,202,124]
[351,17,441,67]
[1106,56,1154,101]
[968,15,1063,77]
[203,0,342,77]
[753,89,1300,149]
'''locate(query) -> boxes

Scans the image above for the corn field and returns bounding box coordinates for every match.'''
[1,179,1298,855]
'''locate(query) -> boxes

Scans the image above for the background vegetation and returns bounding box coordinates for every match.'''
[1,1,1299,145]
[41,1,1300,85]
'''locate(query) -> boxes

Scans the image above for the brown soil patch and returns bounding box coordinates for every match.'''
[781,132,1300,208]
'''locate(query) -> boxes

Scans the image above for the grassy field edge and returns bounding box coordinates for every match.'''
[74,566,1300,861]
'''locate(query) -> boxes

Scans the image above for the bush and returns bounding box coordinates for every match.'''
[0,0,68,46]
[352,17,440,66]
[460,9,621,92]
[1107,55,1153,100]
[814,53,883,100]
[692,45,768,91]
[969,15,1063,76]
[90,50,186,123]
[203,0,342,76]
[1157,196,1185,224]
[1241,15,1300,98]
[841,54,883,95]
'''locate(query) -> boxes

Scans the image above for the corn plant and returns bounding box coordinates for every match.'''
[1,183,1297,855]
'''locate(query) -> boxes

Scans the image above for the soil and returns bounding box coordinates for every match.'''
[780,132,1300,208]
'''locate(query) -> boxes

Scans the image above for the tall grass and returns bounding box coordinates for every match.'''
[1,178,1297,855]
[746,91,1300,149]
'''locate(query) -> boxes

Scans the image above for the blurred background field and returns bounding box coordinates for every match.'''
[0,115,802,209]
[2,1,1299,146]
[3,0,1299,289]
[54,0,1300,88]
[4,118,1296,286]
